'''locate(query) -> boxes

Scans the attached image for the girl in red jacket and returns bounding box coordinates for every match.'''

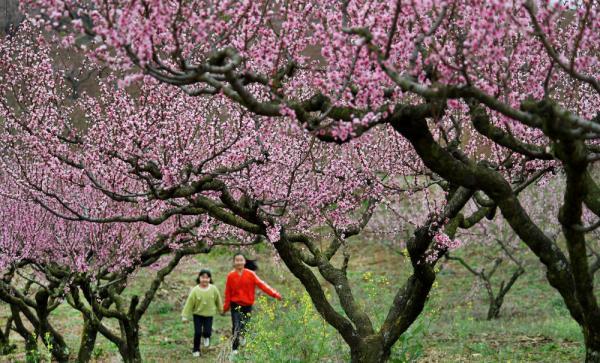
[223,253,281,353]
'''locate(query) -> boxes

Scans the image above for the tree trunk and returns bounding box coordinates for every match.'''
[118,321,142,363]
[10,305,39,363]
[350,336,389,363]
[118,345,142,363]
[587,349,600,363]
[77,319,99,362]
[0,339,16,356]
[486,299,502,320]
[585,329,600,363]
[34,290,70,362]
[0,319,16,355]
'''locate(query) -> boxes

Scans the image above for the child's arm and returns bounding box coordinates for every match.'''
[181,288,195,321]
[223,274,232,312]
[214,286,224,314]
[253,272,282,300]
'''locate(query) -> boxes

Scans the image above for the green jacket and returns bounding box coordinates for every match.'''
[182,284,223,318]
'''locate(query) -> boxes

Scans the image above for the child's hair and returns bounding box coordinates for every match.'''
[196,269,214,284]
[233,252,258,271]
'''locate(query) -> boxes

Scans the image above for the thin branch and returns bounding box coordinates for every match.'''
[524,0,600,95]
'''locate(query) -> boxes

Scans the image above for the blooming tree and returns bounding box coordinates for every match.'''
[445,213,529,320]
[0,23,467,362]
[0,171,216,362]
[445,175,569,320]
[0,191,131,361]
[6,0,600,360]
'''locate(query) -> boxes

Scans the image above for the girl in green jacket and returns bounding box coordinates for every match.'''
[182,269,223,357]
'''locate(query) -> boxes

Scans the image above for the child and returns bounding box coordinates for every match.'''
[223,253,281,353]
[182,269,223,357]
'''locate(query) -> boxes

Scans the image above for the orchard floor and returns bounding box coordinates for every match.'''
[1,241,587,362]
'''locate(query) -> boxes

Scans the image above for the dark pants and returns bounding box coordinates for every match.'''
[193,315,213,352]
[231,303,252,350]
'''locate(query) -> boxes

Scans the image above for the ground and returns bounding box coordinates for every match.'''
[0,240,587,362]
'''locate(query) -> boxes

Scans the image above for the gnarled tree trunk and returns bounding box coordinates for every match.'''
[584,330,600,363]
[77,318,99,362]
[350,335,388,363]
[117,321,142,363]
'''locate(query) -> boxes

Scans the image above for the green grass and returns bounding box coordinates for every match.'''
[0,242,589,362]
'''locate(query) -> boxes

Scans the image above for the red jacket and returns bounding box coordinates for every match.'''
[223,269,281,311]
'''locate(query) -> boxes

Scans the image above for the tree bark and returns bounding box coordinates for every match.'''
[117,321,142,363]
[77,318,99,362]
[585,330,600,363]
[555,138,600,363]
[34,290,70,362]
[487,301,502,320]
[350,335,388,363]
[0,317,15,355]
[10,305,39,363]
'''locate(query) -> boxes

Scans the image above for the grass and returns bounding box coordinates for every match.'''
[0,241,589,362]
